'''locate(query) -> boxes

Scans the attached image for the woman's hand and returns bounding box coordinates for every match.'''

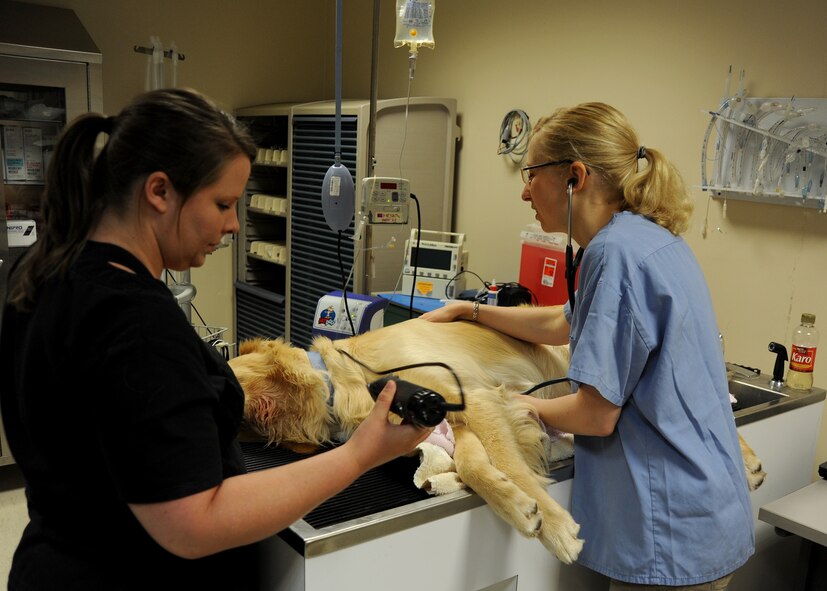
[345,379,434,472]
[419,301,473,323]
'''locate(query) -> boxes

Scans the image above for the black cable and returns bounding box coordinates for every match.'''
[408,194,421,319]
[165,270,233,358]
[445,269,487,300]
[565,247,583,315]
[334,347,571,410]
[337,230,356,335]
[521,376,571,396]
[165,269,208,326]
[498,109,531,163]
[337,348,465,411]
[339,346,565,407]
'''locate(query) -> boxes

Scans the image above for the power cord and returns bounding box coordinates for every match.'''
[407,194,421,318]
[165,269,235,358]
[498,109,531,164]
[521,376,571,395]
[336,348,465,411]
[336,230,357,336]
[337,345,565,405]
[445,269,487,300]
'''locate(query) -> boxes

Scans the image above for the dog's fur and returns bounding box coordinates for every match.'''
[229,318,765,564]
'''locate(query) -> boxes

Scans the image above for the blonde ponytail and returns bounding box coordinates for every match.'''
[530,102,693,235]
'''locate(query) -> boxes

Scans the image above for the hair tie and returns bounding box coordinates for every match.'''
[637,146,646,159]
[103,115,117,134]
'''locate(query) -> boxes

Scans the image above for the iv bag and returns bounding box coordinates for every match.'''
[394,0,435,51]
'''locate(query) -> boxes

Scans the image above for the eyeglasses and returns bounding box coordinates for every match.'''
[520,159,573,184]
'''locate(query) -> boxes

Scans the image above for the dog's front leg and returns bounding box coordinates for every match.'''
[452,425,544,538]
[738,433,766,491]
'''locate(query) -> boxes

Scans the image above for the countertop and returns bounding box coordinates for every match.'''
[758,479,827,547]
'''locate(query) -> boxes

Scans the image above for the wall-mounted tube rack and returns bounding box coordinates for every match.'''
[133,44,186,61]
[700,97,827,212]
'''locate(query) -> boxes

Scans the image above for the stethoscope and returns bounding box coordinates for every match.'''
[564,180,584,317]
[518,181,581,396]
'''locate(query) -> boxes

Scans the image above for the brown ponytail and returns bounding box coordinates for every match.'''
[7,88,256,311]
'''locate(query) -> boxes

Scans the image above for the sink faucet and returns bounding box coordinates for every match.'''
[768,341,788,389]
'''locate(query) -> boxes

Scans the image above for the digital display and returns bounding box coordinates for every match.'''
[380,182,398,189]
[410,246,453,270]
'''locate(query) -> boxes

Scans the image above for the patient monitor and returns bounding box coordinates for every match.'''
[401,229,467,299]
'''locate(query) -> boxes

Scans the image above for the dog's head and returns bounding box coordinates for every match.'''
[229,338,334,448]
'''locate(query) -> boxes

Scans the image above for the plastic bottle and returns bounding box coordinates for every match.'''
[787,313,819,391]
[487,281,499,306]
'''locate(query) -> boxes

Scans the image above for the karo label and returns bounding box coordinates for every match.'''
[789,345,817,373]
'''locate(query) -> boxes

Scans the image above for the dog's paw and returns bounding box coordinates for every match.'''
[742,451,767,491]
[517,500,543,537]
[527,511,543,537]
[420,472,466,495]
[745,463,767,491]
[508,495,543,537]
[540,511,584,565]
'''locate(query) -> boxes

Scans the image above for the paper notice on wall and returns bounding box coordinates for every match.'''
[3,125,26,181]
[2,125,44,182]
[23,127,44,182]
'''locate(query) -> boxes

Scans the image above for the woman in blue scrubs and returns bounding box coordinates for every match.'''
[422,102,754,589]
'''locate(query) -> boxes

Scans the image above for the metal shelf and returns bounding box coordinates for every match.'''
[248,251,286,266]
[248,205,286,218]
[702,184,826,211]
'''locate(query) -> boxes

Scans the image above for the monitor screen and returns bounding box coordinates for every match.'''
[410,246,453,271]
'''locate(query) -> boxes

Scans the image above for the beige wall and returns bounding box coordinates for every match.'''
[38,0,339,356]
[38,0,827,451]
[3,0,827,581]
[352,0,827,477]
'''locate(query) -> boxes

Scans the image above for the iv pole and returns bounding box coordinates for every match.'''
[359,0,382,292]
[367,0,380,179]
[141,36,195,322]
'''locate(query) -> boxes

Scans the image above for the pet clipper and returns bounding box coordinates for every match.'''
[367,376,450,427]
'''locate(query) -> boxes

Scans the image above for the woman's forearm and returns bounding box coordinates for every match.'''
[421,302,570,346]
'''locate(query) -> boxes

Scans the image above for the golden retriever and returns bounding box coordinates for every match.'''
[228,318,765,565]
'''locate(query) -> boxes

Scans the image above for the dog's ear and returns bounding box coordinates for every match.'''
[239,337,267,355]
[231,339,335,448]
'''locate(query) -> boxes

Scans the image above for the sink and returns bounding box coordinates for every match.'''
[728,373,826,426]
[729,379,787,411]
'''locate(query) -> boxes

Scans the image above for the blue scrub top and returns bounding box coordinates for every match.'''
[565,212,754,585]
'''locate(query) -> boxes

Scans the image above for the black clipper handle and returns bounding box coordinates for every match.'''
[367,376,447,427]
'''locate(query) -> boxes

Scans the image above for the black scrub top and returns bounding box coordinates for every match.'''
[0,241,260,590]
